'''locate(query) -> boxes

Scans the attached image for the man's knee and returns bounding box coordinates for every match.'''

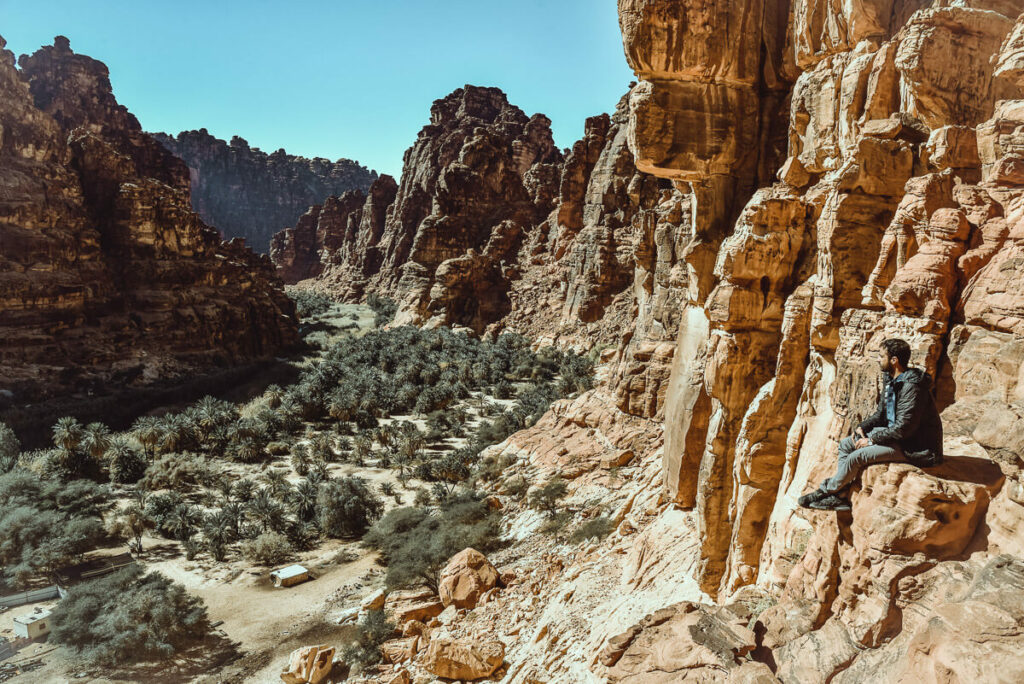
[838,435,857,457]
[849,444,901,466]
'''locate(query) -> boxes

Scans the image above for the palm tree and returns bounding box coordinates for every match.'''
[193,396,227,439]
[232,479,256,502]
[169,504,200,542]
[80,422,112,461]
[214,476,234,502]
[264,384,284,409]
[157,414,188,454]
[52,416,83,451]
[327,396,351,422]
[352,436,372,467]
[263,469,292,499]
[131,416,161,457]
[248,489,286,533]
[232,438,265,464]
[109,505,154,554]
[105,436,146,484]
[308,459,331,484]
[202,511,232,561]
[376,424,399,448]
[290,445,311,476]
[291,479,319,522]
[310,434,333,462]
[221,502,245,539]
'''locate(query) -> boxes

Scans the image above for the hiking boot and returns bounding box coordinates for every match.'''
[797,488,829,508]
[806,494,851,511]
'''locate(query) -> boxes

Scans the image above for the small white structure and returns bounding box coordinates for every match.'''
[270,564,311,588]
[13,609,52,639]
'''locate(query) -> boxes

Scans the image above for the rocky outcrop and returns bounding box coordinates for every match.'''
[420,637,504,681]
[601,0,1024,681]
[269,176,398,285]
[597,602,757,682]
[273,85,565,329]
[153,129,376,252]
[275,85,690,434]
[0,36,297,403]
[438,548,500,610]
[279,644,334,684]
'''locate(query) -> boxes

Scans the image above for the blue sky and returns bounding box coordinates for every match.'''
[1,0,636,178]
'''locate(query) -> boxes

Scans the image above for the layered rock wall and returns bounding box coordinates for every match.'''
[268,5,1024,678]
[0,37,297,402]
[610,1,1024,680]
[153,129,377,252]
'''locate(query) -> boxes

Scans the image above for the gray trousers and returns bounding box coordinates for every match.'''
[819,435,904,495]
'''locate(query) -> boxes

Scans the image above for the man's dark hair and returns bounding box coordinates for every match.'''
[882,338,912,367]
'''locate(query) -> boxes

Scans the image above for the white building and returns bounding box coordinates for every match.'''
[13,609,52,639]
[270,565,310,588]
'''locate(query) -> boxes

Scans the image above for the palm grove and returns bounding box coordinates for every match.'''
[0,292,595,667]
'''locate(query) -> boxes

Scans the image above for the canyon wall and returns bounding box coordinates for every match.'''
[599,1,1024,681]
[269,3,1024,680]
[0,37,297,403]
[152,129,377,253]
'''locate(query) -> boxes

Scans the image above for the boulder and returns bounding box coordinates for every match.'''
[599,602,756,681]
[361,588,387,612]
[384,588,444,625]
[420,637,505,681]
[380,636,419,664]
[381,669,411,684]
[279,644,334,684]
[438,548,500,609]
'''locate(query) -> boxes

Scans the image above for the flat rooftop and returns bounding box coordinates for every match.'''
[270,565,309,579]
[14,609,51,625]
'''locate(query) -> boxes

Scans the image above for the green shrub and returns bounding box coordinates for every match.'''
[0,471,108,586]
[570,515,615,544]
[539,510,572,536]
[266,441,291,456]
[105,437,147,484]
[139,453,218,491]
[342,609,395,670]
[289,289,333,319]
[240,531,293,565]
[529,476,568,518]
[49,566,209,666]
[363,492,502,592]
[317,477,384,538]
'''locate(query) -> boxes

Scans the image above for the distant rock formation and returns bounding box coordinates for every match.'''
[152,129,376,252]
[0,36,297,402]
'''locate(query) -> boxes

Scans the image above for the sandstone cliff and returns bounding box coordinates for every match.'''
[280,3,1024,682]
[152,129,377,253]
[495,1,1024,681]
[0,36,297,403]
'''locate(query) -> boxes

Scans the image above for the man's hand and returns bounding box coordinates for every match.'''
[855,426,865,439]
[855,436,872,449]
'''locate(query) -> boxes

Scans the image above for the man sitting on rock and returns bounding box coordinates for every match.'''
[798,338,944,511]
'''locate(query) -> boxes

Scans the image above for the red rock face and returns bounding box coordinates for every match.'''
[152,129,377,253]
[273,85,566,331]
[268,4,1024,681]
[0,36,297,402]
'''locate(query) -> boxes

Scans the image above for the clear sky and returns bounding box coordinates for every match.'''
[1,0,636,178]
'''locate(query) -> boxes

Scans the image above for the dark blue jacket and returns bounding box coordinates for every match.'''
[858,367,943,465]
